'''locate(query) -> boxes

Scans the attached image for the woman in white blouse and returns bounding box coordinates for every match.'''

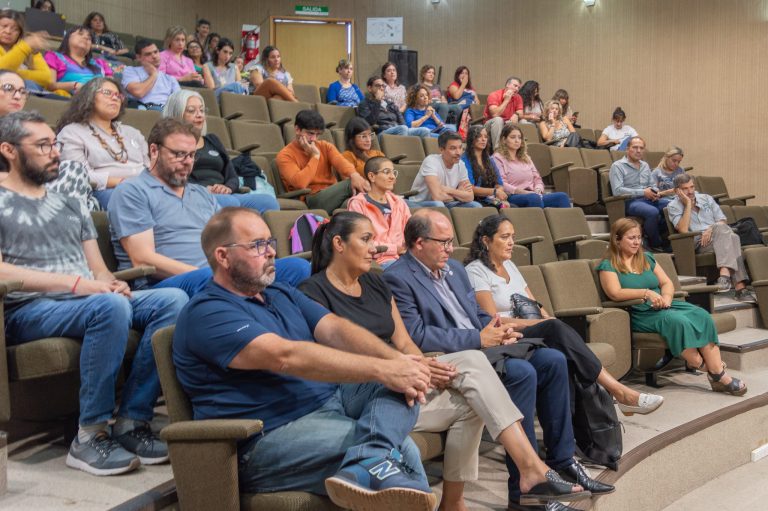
[464,214,663,416]
[57,76,148,208]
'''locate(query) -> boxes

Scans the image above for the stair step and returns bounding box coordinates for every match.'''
[717,327,768,371]
[586,214,609,236]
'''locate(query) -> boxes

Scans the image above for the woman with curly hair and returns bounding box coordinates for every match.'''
[57,76,148,208]
[518,80,543,124]
[404,84,456,137]
[493,124,570,208]
[84,11,132,59]
[461,125,509,209]
[466,214,664,415]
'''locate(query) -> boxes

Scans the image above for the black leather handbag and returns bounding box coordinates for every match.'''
[510,293,543,319]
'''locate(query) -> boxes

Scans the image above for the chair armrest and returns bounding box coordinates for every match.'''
[515,235,544,246]
[673,290,688,299]
[667,229,702,240]
[470,117,485,125]
[554,306,603,317]
[730,194,755,202]
[683,166,694,172]
[602,298,644,308]
[550,162,573,172]
[114,266,156,281]
[236,143,261,153]
[681,284,719,295]
[389,153,408,164]
[160,419,263,442]
[553,234,588,245]
[0,279,23,298]
[604,193,632,203]
[400,190,418,198]
[287,252,312,260]
[278,188,311,199]
[272,117,291,127]
[224,112,243,121]
[324,121,337,129]
[711,193,728,200]
[592,233,611,241]
[589,163,606,171]
[751,279,768,288]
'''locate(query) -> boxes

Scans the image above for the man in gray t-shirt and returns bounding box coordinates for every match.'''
[0,112,187,477]
[410,131,481,208]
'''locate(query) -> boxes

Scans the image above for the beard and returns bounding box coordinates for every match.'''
[230,258,276,296]
[156,161,188,187]
[19,151,59,185]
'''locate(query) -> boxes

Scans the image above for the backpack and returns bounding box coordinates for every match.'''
[289,213,329,254]
[571,375,623,470]
[729,217,765,247]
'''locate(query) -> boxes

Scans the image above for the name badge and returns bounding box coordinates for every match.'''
[208,150,220,157]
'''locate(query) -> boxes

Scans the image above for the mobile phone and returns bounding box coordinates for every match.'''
[573,111,579,117]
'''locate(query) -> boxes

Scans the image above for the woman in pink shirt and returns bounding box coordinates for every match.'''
[492,124,571,208]
[159,26,209,87]
[346,156,411,268]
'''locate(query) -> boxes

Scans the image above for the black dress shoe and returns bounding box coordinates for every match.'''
[508,500,580,511]
[557,460,615,495]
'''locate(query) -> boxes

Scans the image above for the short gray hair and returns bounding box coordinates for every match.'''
[162,89,207,135]
[673,173,694,188]
[505,76,521,87]
[0,110,47,169]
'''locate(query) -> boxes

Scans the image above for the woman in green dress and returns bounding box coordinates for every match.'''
[597,218,747,396]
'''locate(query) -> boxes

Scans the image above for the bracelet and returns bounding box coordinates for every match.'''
[642,289,649,301]
[71,276,81,294]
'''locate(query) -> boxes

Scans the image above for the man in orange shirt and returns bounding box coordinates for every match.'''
[276,110,368,213]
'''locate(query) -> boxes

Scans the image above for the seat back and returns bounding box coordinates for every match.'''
[24,95,69,128]
[576,127,596,143]
[205,116,233,150]
[719,204,736,224]
[645,151,664,169]
[514,123,540,144]
[501,208,558,264]
[732,205,768,228]
[527,143,553,179]
[120,108,161,138]
[550,146,585,168]
[228,120,285,157]
[393,164,420,196]
[422,136,440,155]
[380,134,426,164]
[319,86,329,104]
[579,148,613,171]
[268,98,313,125]
[517,265,554,314]
[151,326,193,423]
[92,211,118,272]
[745,247,768,328]
[315,103,356,130]
[292,83,321,104]
[183,86,220,117]
[610,150,626,161]
[450,207,499,247]
[219,93,270,123]
[540,259,602,311]
[544,207,606,260]
[263,209,329,258]
[282,121,334,145]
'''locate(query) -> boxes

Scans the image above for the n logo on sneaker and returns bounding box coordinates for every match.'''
[368,460,401,480]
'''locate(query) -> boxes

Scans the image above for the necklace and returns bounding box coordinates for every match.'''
[326,269,361,297]
[89,122,128,163]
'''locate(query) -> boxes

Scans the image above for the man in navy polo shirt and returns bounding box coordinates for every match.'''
[108,118,308,296]
[173,207,437,511]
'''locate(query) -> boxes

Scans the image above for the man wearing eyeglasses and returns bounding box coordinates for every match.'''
[122,39,180,111]
[173,206,437,511]
[276,109,367,214]
[383,209,611,511]
[108,118,309,297]
[0,111,188,476]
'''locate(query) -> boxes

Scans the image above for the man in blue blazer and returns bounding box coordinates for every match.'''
[383,209,613,511]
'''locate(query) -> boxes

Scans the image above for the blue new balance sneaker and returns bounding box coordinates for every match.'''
[325,448,436,511]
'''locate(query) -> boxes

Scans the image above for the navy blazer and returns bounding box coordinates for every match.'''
[383,252,493,353]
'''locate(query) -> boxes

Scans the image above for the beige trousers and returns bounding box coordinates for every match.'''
[412,350,523,482]
[697,223,748,282]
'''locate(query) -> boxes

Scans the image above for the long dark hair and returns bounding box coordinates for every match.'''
[310,211,370,274]
[212,38,234,66]
[465,126,496,188]
[56,76,126,132]
[58,26,100,74]
[464,214,513,271]
[519,80,540,109]
[453,66,473,91]
[344,117,373,161]
[83,11,108,34]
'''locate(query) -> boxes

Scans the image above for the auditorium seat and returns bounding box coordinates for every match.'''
[579,148,613,171]
[422,136,439,155]
[219,93,270,123]
[24,95,70,128]
[544,207,609,260]
[744,247,768,329]
[205,116,234,151]
[268,159,312,204]
[662,208,718,279]
[514,123,541,144]
[392,164,420,197]
[315,103,356,130]
[228,121,285,161]
[291,83,321,104]
[548,146,598,207]
[450,207,498,247]
[599,169,630,228]
[380,134,425,165]
[263,209,329,259]
[501,207,558,265]
[576,127,596,143]
[695,175,754,206]
[268,99,313,127]
[246,155,306,211]
[645,151,664,169]
[121,108,161,138]
[183,86,220,117]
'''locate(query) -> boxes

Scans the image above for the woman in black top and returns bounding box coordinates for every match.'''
[161,89,278,213]
[298,211,586,511]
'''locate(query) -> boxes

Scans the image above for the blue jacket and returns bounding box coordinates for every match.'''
[383,252,492,353]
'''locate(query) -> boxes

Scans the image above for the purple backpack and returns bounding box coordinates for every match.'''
[289,213,329,254]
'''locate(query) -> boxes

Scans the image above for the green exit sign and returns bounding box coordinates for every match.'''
[295,5,329,16]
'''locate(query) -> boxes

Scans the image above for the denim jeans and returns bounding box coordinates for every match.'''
[380,125,431,138]
[626,197,670,248]
[498,347,575,501]
[4,289,188,426]
[237,382,425,494]
[151,258,311,297]
[214,81,249,99]
[214,192,280,214]
[507,192,571,209]
[93,189,114,210]
[428,124,457,138]
[409,199,482,209]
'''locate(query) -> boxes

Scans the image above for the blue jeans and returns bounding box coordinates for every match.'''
[428,124,457,138]
[409,199,482,209]
[93,189,114,210]
[380,125,431,138]
[238,382,425,494]
[507,192,571,208]
[626,197,671,248]
[499,348,575,501]
[4,289,188,426]
[215,82,249,99]
[214,192,279,214]
[151,258,311,297]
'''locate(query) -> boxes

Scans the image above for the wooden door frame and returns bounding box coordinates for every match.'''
[269,15,355,78]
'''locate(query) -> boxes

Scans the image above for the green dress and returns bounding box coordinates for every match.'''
[596,252,717,356]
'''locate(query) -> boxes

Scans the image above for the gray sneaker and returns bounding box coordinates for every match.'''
[734,289,757,303]
[716,276,732,293]
[66,432,140,476]
[114,423,169,465]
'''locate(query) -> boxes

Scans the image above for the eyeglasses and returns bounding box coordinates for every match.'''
[374,167,398,178]
[184,107,208,115]
[159,144,196,162]
[222,238,277,256]
[425,237,454,250]
[14,140,63,155]
[372,83,386,89]
[0,83,30,98]
[96,88,125,101]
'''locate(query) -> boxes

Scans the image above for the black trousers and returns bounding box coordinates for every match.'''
[521,319,602,384]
